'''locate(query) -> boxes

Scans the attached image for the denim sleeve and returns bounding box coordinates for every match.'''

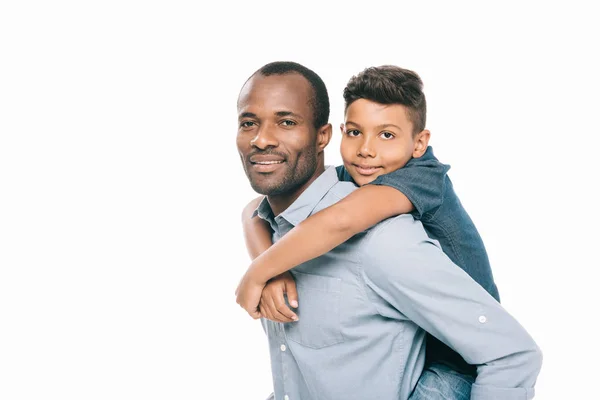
[335,165,355,183]
[361,215,542,399]
[368,146,450,218]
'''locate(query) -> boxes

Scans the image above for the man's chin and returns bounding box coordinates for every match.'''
[249,176,288,196]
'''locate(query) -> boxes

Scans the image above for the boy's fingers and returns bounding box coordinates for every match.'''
[267,296,292,323]
[285,279,299,308]
[248,308,261,320]
[258,299,274,321]
[261,297,281,322]
[274,295,298,321]
[263,295,293,323]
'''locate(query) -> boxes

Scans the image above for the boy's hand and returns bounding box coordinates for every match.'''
[259,272,299,323]
[235,272,265,320]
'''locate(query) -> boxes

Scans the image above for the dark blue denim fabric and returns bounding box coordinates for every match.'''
[409,362,474,400]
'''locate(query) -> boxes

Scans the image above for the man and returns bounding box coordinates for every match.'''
[236,61,542,400]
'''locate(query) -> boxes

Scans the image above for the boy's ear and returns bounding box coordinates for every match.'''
[317,123,333,153]
[412,129,431,158]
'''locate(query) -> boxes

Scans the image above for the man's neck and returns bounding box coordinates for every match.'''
[267,165,326,216]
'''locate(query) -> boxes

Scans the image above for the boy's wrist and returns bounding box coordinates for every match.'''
[247,260,270,285]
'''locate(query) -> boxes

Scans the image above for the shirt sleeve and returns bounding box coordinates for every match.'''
[368,146,450,218]
[361,216,542,400]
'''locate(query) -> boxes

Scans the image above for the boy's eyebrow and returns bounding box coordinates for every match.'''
[345,121,404,132]
[345,120,362,128]
[375,123,404,132]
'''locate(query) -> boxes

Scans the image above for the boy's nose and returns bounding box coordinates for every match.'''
[357,138,376,158]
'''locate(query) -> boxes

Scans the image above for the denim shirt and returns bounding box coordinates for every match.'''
[337,146,499,372]
[255,167,541,400]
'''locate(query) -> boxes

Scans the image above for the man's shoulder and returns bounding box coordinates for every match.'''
[311,180,357,214]
[363,214,437,250]
[358,215,443,277]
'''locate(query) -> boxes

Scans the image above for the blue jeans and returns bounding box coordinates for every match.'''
[409,362,474,400]
[265,363,474,400]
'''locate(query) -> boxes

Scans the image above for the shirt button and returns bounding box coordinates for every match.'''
[284,396,289,400]
[479,315,487,323]
[280,344,286,352]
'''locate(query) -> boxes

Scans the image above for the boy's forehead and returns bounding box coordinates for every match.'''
[344,99,415,134]
[346,99,409,120]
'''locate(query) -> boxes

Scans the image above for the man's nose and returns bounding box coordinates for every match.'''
[357,137,376,158]
[250,125,278,149]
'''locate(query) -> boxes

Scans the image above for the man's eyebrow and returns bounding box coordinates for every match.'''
[239,112,257,120]
[275,111,303,119]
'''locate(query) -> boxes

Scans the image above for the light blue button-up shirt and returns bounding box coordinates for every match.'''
[256,166,542,400]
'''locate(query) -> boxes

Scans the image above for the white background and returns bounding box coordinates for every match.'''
[1,1,598,399]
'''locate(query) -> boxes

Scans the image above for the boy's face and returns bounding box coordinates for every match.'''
[340,99,429,186]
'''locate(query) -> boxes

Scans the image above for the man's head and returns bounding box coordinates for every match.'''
[237,61,332,203]
[340,66,430,186]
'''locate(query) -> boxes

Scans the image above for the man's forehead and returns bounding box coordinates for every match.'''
[237,73,313,114]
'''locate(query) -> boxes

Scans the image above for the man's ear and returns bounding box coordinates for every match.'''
[317,123,333,153]
[412,129,431,158]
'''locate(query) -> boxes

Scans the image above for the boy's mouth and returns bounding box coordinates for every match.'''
[353,163,383,176]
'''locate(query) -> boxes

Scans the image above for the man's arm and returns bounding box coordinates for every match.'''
[362,216,542,399]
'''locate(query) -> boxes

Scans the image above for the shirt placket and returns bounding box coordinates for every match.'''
[277,323,293,400]
[272,220,294,400]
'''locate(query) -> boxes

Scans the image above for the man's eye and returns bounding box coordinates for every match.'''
[240,121,256,128]
[381,132,394,139]
[346,129,361,137]
[281,120,297,127]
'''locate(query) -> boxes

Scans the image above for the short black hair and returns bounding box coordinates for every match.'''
[253,61,330,129]
[344,65,426,135]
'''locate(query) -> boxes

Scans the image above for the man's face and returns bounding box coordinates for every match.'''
[237,73,321,196]
[340,99,420,186]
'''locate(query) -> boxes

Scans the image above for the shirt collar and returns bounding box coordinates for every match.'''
[252,166,340,227]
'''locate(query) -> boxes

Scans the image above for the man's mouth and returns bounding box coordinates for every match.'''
[251,160,284,165]
[250,158,285,173]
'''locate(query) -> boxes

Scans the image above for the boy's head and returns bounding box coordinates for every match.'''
[340,65,430,186]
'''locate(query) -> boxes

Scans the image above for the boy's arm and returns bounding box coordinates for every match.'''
[370,146,449,218]
[236,185,412,319]
[237,197,299,323]
[241,196,272,260]
[236,196,273,319]
[245,184,412,284]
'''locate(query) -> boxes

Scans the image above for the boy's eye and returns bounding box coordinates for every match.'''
[346,129,361,137]
[281,120,297,127]
[380,132,394,139]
